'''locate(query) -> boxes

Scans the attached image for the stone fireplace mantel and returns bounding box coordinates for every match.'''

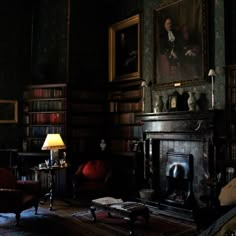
[136,111,218,139]
[135,111,225,219]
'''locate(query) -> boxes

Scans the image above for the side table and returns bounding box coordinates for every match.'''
[36,165,68,210]
[90,200,149,235]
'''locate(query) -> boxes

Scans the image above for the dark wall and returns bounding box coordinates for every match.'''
[31,0,69,84]
[224,0,236,65]
[69,0,111,87]
[0,0,32,148]
[108,0,143,23]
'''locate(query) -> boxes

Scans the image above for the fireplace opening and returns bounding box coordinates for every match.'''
[163,152,194,208]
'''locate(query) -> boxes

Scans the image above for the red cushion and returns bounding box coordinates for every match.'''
[0,168,16,188]
[82,160,107,180]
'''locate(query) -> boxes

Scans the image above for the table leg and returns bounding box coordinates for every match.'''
[124,216,135,236]
[90,206,97,222]
[49,169,55,211]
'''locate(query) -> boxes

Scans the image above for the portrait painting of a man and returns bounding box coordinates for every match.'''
[154,0,207,87]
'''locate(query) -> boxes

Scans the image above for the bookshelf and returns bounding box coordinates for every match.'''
[225,65,236,161]
[67,86,107,166]
[23,83,67,152]
[107,79,144,153]
[106,80,145,195]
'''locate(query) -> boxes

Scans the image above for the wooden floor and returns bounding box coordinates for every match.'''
[0,197,199,236]
[39,196,90,217]
[39,197,198,235]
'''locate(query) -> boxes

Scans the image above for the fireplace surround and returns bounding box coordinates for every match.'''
[135,111,224,219]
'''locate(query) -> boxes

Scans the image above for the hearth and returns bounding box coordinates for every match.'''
[135,111,223,220]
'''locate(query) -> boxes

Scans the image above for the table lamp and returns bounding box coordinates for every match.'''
[41,133,66,166]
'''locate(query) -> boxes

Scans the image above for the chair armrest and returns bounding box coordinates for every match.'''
[0,188,23,210]
[74,164,86,177]
[0,188,22,198]
[16,180,41,195]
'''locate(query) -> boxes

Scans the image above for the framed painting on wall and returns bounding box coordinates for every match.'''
[109,14,141,82]
[154,0,208,89]
[0,100,18,123]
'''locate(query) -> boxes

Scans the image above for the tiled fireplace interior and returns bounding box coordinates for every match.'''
[162,140,208,203]
[146,139,209,206]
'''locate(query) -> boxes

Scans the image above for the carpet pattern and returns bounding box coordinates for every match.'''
[0,200,198,236]
[72,209,198,236]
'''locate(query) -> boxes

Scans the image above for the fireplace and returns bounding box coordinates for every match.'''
[135,111,224,220]
[164,152,193,208]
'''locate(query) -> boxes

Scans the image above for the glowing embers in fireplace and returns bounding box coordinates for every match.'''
[164,152,194,207]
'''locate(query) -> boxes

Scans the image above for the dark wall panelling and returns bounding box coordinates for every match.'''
[0,0,32,149]
[69,0,108,86]
[31,0,68,84]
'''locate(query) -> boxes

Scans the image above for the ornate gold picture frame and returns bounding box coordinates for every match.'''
[154,0,208,89]
[109,14,141,81]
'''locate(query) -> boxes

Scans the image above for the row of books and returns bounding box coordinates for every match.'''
[229,70,236,86]
[29,100,66,112]
[108,125,140,139]
[231,143,236,160]
[109,113,135,124]
[25,88,65,99]
[29,139,44,151]
[109,101,142,112]
[29,126,65,137]
[108,89,142,101]
[70,138,102,153]
[231,88,236,105]
[30,113,65,124]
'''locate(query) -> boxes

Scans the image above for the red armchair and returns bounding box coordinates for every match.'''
[72,159,113,200]
[0,168,41,225]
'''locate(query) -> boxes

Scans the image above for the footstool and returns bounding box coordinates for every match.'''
[90,200,149,235]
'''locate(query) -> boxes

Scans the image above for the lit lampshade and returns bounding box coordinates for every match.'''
[42,133,66,150]
[42,134,66,166]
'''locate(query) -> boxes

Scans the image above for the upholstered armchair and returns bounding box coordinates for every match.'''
[72,159,113,200]
[0,168,41,225]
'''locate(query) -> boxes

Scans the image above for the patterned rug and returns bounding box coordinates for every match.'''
[0,210,77,236]
[72,209,198,236]
[0,204,198,236]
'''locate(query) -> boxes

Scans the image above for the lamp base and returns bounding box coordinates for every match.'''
[50,150,59,167]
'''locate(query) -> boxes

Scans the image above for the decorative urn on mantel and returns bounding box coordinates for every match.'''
[153,95,164,113]
[187,91,196,111]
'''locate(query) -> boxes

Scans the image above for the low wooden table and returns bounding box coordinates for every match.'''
[90,200,149,235]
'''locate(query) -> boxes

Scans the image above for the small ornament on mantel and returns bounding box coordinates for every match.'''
[187,91,196,111]
[153,95,164,113]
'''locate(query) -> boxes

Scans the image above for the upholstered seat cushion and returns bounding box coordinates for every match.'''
[219,178,236,206]
[82,160,107,180]
[0,168,16,188]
